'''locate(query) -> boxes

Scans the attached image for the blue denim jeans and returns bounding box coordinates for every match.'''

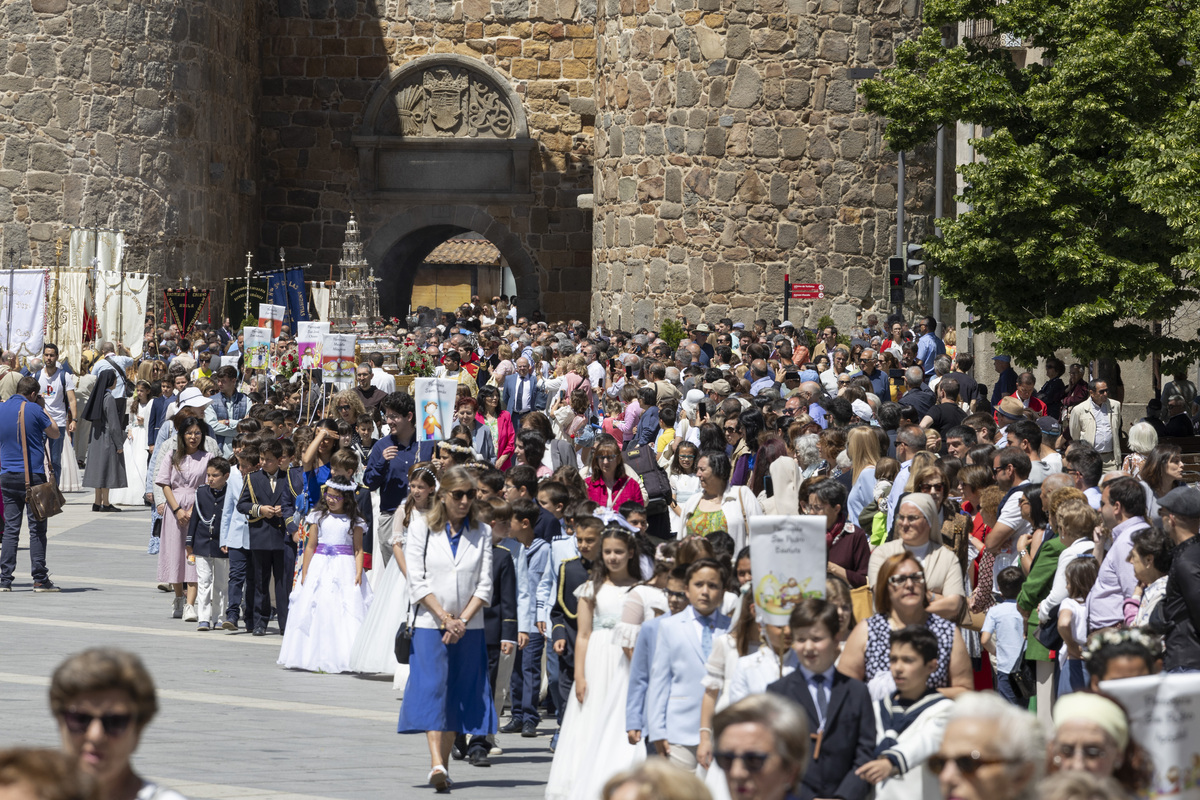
[0,471,49,584]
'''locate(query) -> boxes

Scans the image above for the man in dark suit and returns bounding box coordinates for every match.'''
[503,356,544,429]
[768,599,875,800]
[461,536,517,767]
[235,438,297,637]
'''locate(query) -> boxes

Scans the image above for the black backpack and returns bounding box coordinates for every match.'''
[623,445,672,517]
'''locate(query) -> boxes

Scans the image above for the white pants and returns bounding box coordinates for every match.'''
[195,556,230,625]
[1036,660,1055,727]
[668,743,706,778]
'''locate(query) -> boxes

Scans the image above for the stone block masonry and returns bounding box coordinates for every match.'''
[592,0,933,331]
[0,0,259,291]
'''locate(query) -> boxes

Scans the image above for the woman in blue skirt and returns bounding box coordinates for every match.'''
[398,465,496,793]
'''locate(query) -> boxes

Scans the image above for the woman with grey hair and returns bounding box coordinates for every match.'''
[713,694,809,800]
[930,691,1044,800]
[1121,421,1157,478]
[793,433,823,480]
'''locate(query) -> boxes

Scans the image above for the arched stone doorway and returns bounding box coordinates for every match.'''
[365,204,538,320]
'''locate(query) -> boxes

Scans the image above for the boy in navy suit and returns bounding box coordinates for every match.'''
[648,558,731,774]
[768,598,875,800]
[187,456,230,632]
[236,438,297,636]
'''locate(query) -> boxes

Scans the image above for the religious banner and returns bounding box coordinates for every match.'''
[320,333,356,383]
[413,378,457,442]
[243,326,271,370]
[97,271,149,358]
[164,289,209,337]
[749,515,827,625]
[309,283,330,321]
[297,321,330,370]
[223,277,269,325]
[46,270,88,370]
[0,269,47,357]
[258,303,284,338]
[285,267,310,326]
[1104,673,1200,798]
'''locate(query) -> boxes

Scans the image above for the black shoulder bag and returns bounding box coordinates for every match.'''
[394,527,429,665]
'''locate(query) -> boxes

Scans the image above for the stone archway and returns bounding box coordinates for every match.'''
[365,204,539,319]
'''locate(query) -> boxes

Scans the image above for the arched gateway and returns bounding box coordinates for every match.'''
[353,55,542,319]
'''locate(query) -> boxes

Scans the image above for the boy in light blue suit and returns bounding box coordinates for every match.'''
[648,558,731,774]
[626,567,689,749]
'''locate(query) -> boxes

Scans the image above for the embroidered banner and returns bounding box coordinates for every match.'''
[46,270,88,370]
[163,289,209,337]
[97,271,149,358]
[0,269,47,357]
[223,277,269,326]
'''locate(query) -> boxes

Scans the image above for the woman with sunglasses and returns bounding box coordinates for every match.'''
[398,466,496,792]
[841,551,972,701]
[50,648,187,800]
[711,693,809,800]
[586,434,644,511]
[930,692,1044,800]
[1045,693,1150,796]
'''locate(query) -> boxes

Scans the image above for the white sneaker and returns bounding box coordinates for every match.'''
[172,597,184,619]
[182,604,199,622]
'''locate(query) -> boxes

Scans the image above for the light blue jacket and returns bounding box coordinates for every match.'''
[648,607,731,746]
[536,535,578,626]
[626,614,666,735]
[220,466,250,550]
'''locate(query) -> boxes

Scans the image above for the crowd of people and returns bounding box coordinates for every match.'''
[1,299,1198,800]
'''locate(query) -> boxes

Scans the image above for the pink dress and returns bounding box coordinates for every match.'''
[155,450,211,583]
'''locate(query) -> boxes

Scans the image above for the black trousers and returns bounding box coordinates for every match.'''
[251,545,295,633]
[226,547,257,631]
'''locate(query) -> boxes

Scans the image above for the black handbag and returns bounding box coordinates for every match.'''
[1035,604,1064,651]
[393,528,428,665]
[1009,660,1037,701]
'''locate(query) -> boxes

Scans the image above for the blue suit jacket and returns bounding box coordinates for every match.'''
[626,613,666,735]
[634,404,660,447]
[647,608,731,746]
[503,373,544,416]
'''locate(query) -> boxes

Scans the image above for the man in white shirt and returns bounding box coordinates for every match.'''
[987,448,1033,588]
[1069,379,1122,469]
[366,352,395,394]
[39,343,77,478]
[91,341,133,422]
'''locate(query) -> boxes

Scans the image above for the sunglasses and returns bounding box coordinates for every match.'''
[917,483,945,492]
[449,489,478,502]
[664,589,687,601]
[724,426,738,434]
[714,750,772,773]
[60,710,134,737]
[927,752,1014,775]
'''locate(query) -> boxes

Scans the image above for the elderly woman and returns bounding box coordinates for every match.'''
[50,648,187,800]
[585,434,644,511]
[931,692,1044,800]
[841,551,972,700]
[1121,421,1158,478]
[678,449,763,551]
[712,694,809,800]
[867,493,966,622]
[1046,694,1150,796]
[398,466,495,792]
[804,478,871,588]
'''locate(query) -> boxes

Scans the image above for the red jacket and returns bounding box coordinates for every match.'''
[1010,392,1047,417]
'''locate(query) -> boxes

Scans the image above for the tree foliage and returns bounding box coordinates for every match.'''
[860,0,1200,369]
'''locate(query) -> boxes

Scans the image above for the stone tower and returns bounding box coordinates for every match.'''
[591,0,928,330]
[0,0,260,282]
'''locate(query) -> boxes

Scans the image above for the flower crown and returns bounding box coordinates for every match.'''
[1082,627,1162,662]
[324,478,357,493]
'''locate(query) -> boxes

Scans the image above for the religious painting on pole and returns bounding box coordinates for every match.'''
[749,515,827,625]
[1103,672,1200,798]
[413,378,457,442]
[297,321,330,370]
[243,327,271,370]
[320,334,356,383]
[258,303,285,338]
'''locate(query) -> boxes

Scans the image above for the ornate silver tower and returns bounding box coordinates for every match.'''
[328,214,380,326]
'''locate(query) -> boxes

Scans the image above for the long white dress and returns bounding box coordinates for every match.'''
[111,401,150,506]
[59,433,82,492]
[348,508,425,679]
[545,582,646,800]
[278,511,373,673]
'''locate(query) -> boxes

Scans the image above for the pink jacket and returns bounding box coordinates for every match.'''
[480,411,517,470]
[587,474,644,511]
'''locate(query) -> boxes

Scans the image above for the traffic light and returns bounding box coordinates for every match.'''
[889,256,905,304]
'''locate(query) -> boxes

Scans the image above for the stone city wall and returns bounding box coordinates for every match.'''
[592,0,933,331]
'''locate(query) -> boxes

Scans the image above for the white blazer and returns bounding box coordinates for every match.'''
[677,484,762,552]
[404,514,494,631]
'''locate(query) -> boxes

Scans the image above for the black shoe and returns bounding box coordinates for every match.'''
[33,580,60,593]
[467,749,491,767]
[0,582,11,592]
[222,620,238,631]
[451,736,468,761]
[499,719,523,734]
[252,625,266,636]
[92,504,101,512]
[521,721,538,738]
[102,505,122,512]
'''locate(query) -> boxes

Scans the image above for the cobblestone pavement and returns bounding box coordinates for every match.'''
[1,495,554,799]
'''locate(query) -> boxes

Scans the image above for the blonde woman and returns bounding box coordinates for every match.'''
[845,426,881,524]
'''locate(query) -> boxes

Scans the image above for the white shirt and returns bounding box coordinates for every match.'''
[1091,400,1113,453]
[371,366,395,394]
[586,360,605,391]
[38,367,76,426]
[993,482,1032,590]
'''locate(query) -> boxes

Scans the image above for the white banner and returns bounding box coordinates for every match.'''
[0,269,47,358]
[309,284,330,322]
[750,515,827,626]
[320,333,356,383]
[1103,673,1200,799]
[258,303,284,338]
[97,271,148,358]
[46,270,88,370]
[243,326,271,370]
[297,321,330,370]
[413,378,458,443]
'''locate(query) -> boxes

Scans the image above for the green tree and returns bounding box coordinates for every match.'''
[860,0,1200,369]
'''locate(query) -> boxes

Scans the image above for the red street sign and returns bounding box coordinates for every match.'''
[791,288,824,299]
[792,283,823,290]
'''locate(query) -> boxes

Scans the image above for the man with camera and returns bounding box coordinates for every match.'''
[0,376,60,592]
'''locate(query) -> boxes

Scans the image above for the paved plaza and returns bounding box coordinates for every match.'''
[1,495,554,799]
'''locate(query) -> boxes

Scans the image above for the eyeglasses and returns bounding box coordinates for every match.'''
[724,426,739,435]
[927,752,1016,775]
[887,572,926,587]
[678,454,695,460]
[449,489,478,502]
[1055,742,1109,761]
[337,404,351,412]
[992,465,1009,474]
[664,589,687,601]
[713,750,772,773]
[60,710,135,737]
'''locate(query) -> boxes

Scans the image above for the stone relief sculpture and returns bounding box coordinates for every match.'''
[380,64,516,139]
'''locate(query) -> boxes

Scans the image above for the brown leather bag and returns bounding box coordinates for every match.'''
[20,401,64,521]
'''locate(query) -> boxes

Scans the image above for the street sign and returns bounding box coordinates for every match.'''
[790,283,824,299]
